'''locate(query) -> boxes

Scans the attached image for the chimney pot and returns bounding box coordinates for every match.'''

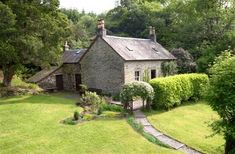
[97,19,106,37]
[64,41,69,51]
[149,26,156,42]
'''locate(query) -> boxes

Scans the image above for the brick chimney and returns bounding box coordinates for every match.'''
[97,19,106,37]
[64,41,69,51]
[149,26,156,42]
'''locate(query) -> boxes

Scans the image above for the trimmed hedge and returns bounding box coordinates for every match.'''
[149,73,209,110]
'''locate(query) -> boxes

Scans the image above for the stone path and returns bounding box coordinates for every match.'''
[133,110,202,154]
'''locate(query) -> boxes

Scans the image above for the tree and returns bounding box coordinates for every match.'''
[0,0,69,87]
[62,9,98,49]
[161,61,178,76]
[0,2,16,86]
[208,51,235,154]
[171,48,196,73]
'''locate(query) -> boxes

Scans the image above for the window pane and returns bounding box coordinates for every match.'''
[135,71,140,81]
[151,70,156,79]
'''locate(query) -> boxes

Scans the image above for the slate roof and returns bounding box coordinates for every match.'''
[102,35,176,61]
[63,49,86,63]
[27,66,59,83]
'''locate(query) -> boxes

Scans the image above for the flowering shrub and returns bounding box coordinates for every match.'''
[120,81,154,110]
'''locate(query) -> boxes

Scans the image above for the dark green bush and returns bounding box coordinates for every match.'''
[149,73,209,110]
[101,103,124,112]
[112,93,120,101]
[74,111,80,121]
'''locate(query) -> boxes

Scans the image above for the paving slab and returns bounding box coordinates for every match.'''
[135,118,152,126]
[144,126,162,137]
[156,135,185,149]
[179,145,201,154]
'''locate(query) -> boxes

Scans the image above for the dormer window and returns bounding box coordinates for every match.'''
[126,46,133,51]
[152,47,158,52]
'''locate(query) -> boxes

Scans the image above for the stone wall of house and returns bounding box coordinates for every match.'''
[62,63,81,91]
[38,67,62,90]
[80,37,125,94]
[124,61,163,83]
[38,63,81,91]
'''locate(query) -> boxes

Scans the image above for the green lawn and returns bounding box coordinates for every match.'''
[146,101,225,154]
[0,94,179,154]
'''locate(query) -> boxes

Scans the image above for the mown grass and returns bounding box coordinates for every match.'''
[146,101,225,154]
[0,94,179,154]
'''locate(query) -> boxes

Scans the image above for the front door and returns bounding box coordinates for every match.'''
[75,74,82,91]
[56,75,64,90]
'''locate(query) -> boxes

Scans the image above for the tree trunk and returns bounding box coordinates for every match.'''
[2,65,15,87]
[225,134,235,154]
[146,98,151,111]
[142,99,145,109]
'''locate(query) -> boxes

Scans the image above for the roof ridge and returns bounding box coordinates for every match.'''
[104,35,151,41]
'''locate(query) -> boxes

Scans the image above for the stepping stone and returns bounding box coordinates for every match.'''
[178,145,201,154]
[156,135,184,150]
[135,118,151,126]
[144,126,162,137]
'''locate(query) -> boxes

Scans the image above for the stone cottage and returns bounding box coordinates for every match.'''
[79,19,176,94]
[28,19,176,93]
[28,48,86,91]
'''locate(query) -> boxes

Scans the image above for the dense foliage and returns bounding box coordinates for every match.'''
[105,0,235,72]
[0,0,69,87]
[120,81,154,110]
[161,61,178,76]
[149,74,209,110]
[208,51,235,154]
[61,9,99,49]
[171,48,197,73]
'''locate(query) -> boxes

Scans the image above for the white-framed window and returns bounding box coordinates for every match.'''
[135,71,140,81]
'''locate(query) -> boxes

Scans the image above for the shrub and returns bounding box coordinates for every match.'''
[149,73,209,110]
[112,93,120,101]
[73,111,80,121]
[120,81,154,110]
[100,103,124,112]
[208,51,235,153]
[161,61,178,77]
[79,91,104,114]
[171,48,197,73]
[79,84,88,94]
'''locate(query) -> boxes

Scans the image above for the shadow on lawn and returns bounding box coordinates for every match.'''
[0,93,79,106]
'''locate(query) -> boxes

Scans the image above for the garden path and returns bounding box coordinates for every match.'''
[133,110,202,154]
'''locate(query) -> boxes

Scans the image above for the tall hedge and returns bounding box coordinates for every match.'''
[149,74,209,110]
